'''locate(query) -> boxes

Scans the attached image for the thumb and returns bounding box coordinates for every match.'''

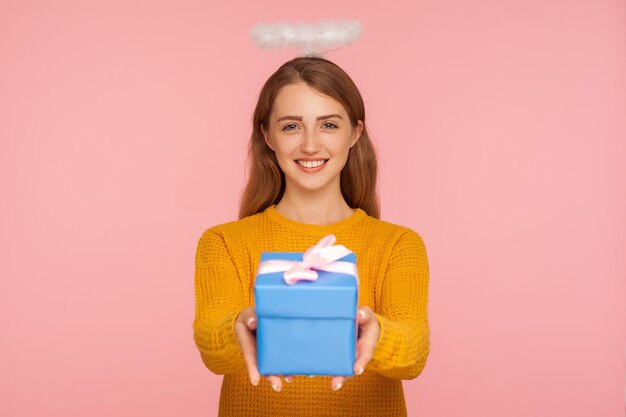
[246,313,257,331]
[358,308,368,324]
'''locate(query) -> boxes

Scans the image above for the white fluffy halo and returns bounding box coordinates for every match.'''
[250,19,363,56]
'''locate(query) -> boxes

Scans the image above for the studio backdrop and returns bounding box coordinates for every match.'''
[1,0,624,416]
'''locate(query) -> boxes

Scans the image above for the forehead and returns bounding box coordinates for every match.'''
[271,82,347,117]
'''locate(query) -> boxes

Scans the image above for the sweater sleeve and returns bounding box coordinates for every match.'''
[193,228,248,375]
[367,230,430,380]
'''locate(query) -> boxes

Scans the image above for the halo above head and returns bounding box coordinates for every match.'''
[250,19,363,57]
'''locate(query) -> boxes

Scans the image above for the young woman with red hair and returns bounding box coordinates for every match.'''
[193,56,430,416]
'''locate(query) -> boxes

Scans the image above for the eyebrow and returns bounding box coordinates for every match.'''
[275,114,343,122]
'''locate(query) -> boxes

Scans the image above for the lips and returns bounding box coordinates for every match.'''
[294,159,329,172]
[295,159,328,168]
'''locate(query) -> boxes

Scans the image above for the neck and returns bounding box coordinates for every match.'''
[275,185,354,226]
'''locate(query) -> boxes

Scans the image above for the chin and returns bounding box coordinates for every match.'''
[293,179,330,189]
[287,176,338,192]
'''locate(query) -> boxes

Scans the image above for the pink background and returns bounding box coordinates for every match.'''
[1,0,624,416]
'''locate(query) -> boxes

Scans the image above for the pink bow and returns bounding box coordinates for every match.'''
[256,234,358,285]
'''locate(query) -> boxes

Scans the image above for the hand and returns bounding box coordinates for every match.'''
[234,307,293,391]
[330,306,381,391]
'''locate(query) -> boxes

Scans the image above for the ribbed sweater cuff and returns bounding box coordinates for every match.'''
[368,312,429,379]
[195,311,248,375]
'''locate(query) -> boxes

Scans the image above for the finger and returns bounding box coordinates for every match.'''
[234,321,260,386]
[357,308,368,339]
[358,306,376,325]
[353,359,367,376]
[265,374,283,392]
[246,314,257,331]
[236,307,258,331]
[330,376,345,391]
[358,308,367,323]
[354,314,377,374]
[284,375,293,383]
[353,334,376,375]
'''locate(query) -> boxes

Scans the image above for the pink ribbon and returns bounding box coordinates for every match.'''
[256,234,358,285]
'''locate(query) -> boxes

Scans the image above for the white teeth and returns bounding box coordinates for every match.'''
[297,160,326,168]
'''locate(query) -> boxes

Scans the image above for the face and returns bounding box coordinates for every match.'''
[261,82,363,195]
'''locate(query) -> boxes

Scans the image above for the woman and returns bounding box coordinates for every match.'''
[193,56,430,416]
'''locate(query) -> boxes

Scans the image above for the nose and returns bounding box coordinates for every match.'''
[301,129,322,153]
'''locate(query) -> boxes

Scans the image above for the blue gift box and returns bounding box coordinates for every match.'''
[254,251,358,376]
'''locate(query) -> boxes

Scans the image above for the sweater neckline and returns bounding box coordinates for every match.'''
[263,204,368,237]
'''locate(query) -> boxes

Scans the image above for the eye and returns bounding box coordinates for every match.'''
[322,122,338,129]
[281,123,298,132]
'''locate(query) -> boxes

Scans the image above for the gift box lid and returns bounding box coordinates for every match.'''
[254,252,358,319]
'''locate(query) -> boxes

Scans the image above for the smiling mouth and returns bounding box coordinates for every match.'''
[294,159,330,168]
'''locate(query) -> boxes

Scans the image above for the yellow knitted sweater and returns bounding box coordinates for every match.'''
[193,204,430,417]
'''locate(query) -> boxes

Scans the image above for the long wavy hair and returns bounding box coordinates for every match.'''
[238,56,380,220]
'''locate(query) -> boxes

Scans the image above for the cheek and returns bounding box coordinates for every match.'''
[273,149,295,171]
[276,158,292,171]
[332,136,354,154]
[274,141,298,158]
